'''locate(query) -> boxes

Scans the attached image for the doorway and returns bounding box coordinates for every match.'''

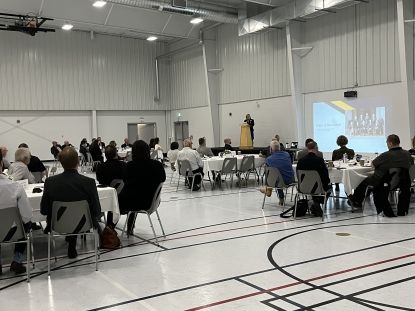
[174,121,189,149]
[127,123,157,145]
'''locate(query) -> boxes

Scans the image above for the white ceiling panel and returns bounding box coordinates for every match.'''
[0,0,43,14]
[42,0,110,25]
[107,5,169,33]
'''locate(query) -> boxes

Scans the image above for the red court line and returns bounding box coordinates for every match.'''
[184,252,415,311]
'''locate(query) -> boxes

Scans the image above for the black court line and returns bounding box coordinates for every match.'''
[161,189,259,202]
[354,298,415,311]
[261,260,415,309]
[235,277,309,310]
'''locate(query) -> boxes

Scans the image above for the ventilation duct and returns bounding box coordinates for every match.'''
[239,0,366,35]
[105,0,239,24]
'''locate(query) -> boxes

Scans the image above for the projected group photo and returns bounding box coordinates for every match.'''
[346,108,385,137]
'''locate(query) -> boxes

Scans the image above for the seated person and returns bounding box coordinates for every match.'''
[96,145,126,229]
[89,139,104,163]
[121,138,132,149]
[296,138,324,161]
[332,135,355,161]
[50,141,62,159]
[331,135,355,191]
[297,141,331,212]
[409,135,415,156]
[197,137,214,158]
[40,147,102,258]
[79,138,89,159]
[62,140,72,148]
[348,134,413,217]
[108,140,117,148]
[8,148,35,184]
[153,137,163,151]
[224,138,234,151]
[274,134,286,151]
[177,139,204,191]
[18,143,47,182]
[0,146,10,170]
[261,140,294,205]
[167,142,179,170]
[0,151,32,275]
[118,141,166,234]
[97,137,105,149]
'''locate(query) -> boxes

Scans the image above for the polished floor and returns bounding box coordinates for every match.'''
[1,168,415,310]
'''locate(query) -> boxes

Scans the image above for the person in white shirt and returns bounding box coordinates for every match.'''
[0,152,32,275]
[167,142,179,170]
[177,138,204,190]
[7,148,36,184]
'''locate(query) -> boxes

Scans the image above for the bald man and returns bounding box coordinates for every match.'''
[41,147,101,259]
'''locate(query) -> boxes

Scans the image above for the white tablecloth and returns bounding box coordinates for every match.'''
[117,148,131,158]
[26,184,120,223]
[293,162,374,194]
[202,155,265,175]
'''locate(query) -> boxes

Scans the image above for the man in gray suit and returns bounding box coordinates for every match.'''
[296,138,324,161]
[41,147,101,258]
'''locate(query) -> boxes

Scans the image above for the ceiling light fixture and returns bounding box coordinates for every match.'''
[190,17,204,24]
[147,36,158,41]
[93,1,107,8]
[61,23,73,30]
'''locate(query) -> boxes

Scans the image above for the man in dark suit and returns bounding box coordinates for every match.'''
[41,147,101,258]
[96,145,126,229]
[97,137,105,149]
[121,138,132,149]
[50,141,62,159]
[297,141,331,212]
[244,114,255,141]
[224,138,234,151]
[348,134,413,216]
[297,138,324,161]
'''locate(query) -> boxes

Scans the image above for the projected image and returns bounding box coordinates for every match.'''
[346,108,385,137]
[313,99,387,153]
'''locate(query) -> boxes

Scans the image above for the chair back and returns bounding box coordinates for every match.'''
[170,162,176,172]
[297,170,326,195]
[178,159,193,176]
[49,166,58,176]
[239,156,255,173]
[264,166,287,188]
[0,207,26,243]
[32,172,43,183]
[125,151,132,162]
[110,179,124,195]
[51,200,93,235]
[221,158,237,174]
[388,168,409,191]
[409,165,415,184]
[146,183,163,214]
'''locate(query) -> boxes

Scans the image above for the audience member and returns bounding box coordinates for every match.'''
[332,135,355,161]
[121,138,132,149]
[79,138,89,159]
[50,141,62,159]
[177,139,204,191]
[197,137,214,158]
[0,151,32,275]
[409,135,415,156]
[274,134,286,151]
[41,147,102,258]
[97,137,105,149]
[62,140,72,148]
[260,140,294,205]
[8,148,35,184]
[154,137,163,151]
[348,134,413,217]
[96,145,126,228]
[296,138,323,161]
[109,140,117,148]
[297,141,331,213]
[18,143,47,181]
[118,140,166,235]
[149,138,155,149]
[167,142,179,170]
[89,139,104,163]
[224,138,234,151]
[0,146,10,170]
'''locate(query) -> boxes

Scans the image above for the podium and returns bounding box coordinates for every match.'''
[239,123,253,150]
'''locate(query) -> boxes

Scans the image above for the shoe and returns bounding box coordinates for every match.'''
[259,187,272,197]
[347,195,362,208]
[278,198,284,206]
[192,185,201,191]
[68,247,78,259]
[31,223,42,231]
[10,261,26,274]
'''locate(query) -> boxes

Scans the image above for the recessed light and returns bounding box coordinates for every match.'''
[93,1,107,8]
[62,24,73,31]
[147,36,158,41]
[190,17,204,24]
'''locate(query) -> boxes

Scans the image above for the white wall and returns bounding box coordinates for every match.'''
[0,31,167,111]
[0,111,92,161]
[219,96,295,148]
[96,111,168,151]
[169,107,214,147]
[303,82,411,151]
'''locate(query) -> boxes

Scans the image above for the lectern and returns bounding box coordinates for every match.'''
[240,123,253,150]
